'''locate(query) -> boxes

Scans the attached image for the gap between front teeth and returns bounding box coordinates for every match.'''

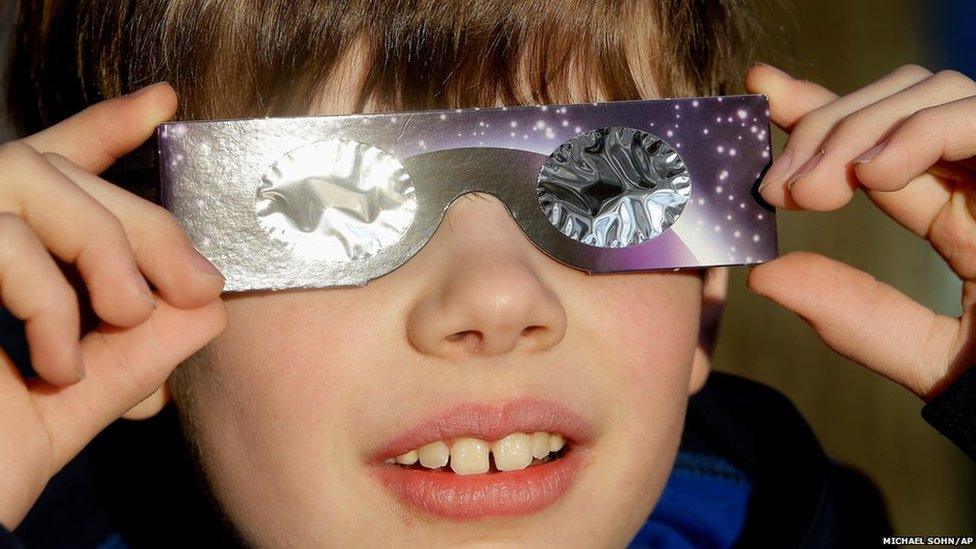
[384,432,567,475]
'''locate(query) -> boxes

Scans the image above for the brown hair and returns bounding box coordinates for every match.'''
[8,0,756,135]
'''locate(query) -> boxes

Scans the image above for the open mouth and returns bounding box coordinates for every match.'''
[371,400,589,519]
[384,432,569,474]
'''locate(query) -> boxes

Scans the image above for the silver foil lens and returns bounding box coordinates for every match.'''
[256,139,417,261]
[537,127,691,247]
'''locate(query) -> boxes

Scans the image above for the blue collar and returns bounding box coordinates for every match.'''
[630,451,752,548]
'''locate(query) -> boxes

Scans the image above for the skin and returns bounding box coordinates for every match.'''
[0,79,714,545]
[175,195,705,546]
[1,61,974,544]
[0,83,227,529]
[168,65,713,545]
[746,63,976,400]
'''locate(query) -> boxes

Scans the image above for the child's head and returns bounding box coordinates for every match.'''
[11,1,750,545]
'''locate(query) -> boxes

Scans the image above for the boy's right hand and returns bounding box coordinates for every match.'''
[0,83,227,529]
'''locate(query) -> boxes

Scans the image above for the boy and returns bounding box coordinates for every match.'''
[2,1,974,546]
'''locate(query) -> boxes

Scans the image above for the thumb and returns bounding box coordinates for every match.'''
[747,251,963,399]
[22,82,177,174]
[29,297,226,472]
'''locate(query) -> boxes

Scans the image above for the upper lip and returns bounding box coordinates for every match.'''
[371,398,592,463]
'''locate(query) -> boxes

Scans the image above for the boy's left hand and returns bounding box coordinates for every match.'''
[745,63,976,401]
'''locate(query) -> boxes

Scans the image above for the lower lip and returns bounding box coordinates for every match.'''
[374,449,585,519]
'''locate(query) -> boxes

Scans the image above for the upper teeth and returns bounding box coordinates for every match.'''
[385,431,567,475]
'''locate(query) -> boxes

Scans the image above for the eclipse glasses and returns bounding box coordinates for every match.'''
[158,95,776,292]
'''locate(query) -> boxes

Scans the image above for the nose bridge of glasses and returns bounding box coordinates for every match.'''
[402,146,548,227]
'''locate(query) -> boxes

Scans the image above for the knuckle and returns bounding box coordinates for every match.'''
[146,204,188,240]
[933,69,976,92]
[787,115,824,148]
[0,213,31,263]
[0,141,42,174]
[129,204,190,259]
[90,208,130,246]
[40,151,69,166]
[28,274,78,321]
[0,213,32,252]
[929,207,976,261]
[903,106,942,132]
[0,211,28,233]
[0,140,34,161]
[893,63,932,80]
[824,114,863,147]
[45,280,79,315]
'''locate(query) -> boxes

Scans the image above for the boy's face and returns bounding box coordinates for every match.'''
[169,68,714,547]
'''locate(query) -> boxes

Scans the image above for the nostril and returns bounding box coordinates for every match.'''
[446,330,481,342]
[438,324,558,357]
[448,330,483,356]
[445,330,484,355]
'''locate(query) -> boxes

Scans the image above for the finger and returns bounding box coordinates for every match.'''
[746,63,838,209]
[28,297,227,471]
[746,63,838,130]
[45,155,225,308]
[750,64,932,208]
[860,172,952,243]
[855,94,976,193]
[748,251,960,399]
[0,213,83,385]
[22,82,177,174]
[0,143,156,327]
[791,70,976,211]
[853,95,976,279]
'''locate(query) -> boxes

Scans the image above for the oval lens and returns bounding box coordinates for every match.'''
[537,127,690,248]
[256,139,417,261]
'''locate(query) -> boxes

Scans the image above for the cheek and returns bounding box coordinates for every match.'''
[179,291,403,541]
[194,290,405,480]
[569,274,701,522]
[536,272,703,535]
[212,292,380,408]
[577,273,701,392]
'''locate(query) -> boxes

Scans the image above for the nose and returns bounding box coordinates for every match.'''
[404,195,567,360]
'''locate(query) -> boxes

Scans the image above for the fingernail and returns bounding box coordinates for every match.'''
[854,142,887,165]
[787,149,825,188]
[758,149,795,191]
[189,249,224,280]
[127,81,170,99]
[75,345,86,381]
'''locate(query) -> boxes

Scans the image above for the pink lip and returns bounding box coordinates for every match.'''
[370,399,592,519]
[375,449,586,518]
[371,399,591,462]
